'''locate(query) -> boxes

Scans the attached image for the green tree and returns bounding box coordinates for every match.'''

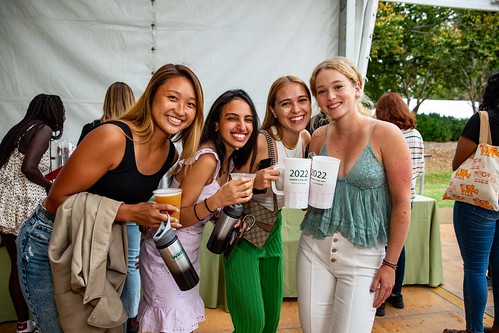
[366,3,498,114]
[367,2,456,111]
[449,9,499,112]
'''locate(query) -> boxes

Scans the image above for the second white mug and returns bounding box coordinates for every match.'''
[309,155,340,209]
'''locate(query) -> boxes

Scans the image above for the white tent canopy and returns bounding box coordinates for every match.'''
[2,0,496,144]
[0,0,378,144]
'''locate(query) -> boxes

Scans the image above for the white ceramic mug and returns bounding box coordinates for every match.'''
[271,158,311,209]
[309,156,340,209]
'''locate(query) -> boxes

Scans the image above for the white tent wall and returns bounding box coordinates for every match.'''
[1,0,378,145]
[1,1,497,145]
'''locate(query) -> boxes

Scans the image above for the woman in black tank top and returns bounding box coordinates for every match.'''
[17,64,205,333]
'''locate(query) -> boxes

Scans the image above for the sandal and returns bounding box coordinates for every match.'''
[442,330,470,333]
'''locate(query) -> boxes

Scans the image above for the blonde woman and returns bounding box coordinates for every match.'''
[297,57,412,333]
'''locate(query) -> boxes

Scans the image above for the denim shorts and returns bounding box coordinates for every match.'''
[16,204,63,333]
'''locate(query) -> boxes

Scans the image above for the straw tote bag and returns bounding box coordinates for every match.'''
[443,111,499,211]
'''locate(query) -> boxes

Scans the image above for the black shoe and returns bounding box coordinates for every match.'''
[386,294,404,309]
[126,317,139,333]
[376,302,385,317]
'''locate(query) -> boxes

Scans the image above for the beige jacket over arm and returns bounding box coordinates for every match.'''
[48,192,127,333]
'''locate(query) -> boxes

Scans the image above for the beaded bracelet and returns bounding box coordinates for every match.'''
[204,198,216,213]
[193,203,203,221]
[382,259,398,270]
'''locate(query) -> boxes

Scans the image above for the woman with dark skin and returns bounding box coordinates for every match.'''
[0,94,65,333]
[443,71,499,333]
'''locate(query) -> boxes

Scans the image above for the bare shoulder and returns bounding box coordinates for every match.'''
[313,125,327,139]
[193,150,218,169]
[85,122,127,146]
[257,132,271,157]
[371,119,409,162]
[309,125,327,154]
[300,129,311,148]
[372,119,404,143]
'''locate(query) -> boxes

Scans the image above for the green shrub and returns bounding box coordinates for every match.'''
[415,113,467,142]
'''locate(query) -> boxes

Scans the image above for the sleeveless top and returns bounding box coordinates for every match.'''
[0,126,50,235]
[170,147,231,230]
[87,121,176,204]
[300,140,391,248]
[253,132,304,211]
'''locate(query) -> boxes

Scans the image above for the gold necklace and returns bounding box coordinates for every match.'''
[282,139,298,151]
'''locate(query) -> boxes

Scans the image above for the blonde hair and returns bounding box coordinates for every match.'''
[119,64,204,176]
[101,82,135,122]
[309,56,372,116]
[261,75,311,141]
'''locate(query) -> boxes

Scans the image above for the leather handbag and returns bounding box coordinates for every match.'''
[443,111,499,211]
[242,130,279,248]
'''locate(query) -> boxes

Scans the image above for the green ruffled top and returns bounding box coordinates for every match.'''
[300,144,391,248]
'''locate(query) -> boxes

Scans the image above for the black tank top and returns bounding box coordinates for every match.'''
[87,121,176,204]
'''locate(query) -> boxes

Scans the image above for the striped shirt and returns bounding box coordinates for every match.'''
[402,128,425,202]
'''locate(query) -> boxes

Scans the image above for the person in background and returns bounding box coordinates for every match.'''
[77,81,140,332]
[297,56,412,333]
[137,89,258,333]
[77,81,135,144]
[225,76,311,332]
[16,64,204,333]
[306,109,328,136]
[375,92,425,316]
[0,94,65,333]
[443,71,499,333]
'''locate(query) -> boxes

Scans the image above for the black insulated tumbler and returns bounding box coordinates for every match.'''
[206,204,243,255]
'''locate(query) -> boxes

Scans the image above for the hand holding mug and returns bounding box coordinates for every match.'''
[253,167,280,190]
[218,175,255,205]
[271,158,311,209]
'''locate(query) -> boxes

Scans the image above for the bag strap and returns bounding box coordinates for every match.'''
[478,111,493,145]
[260,129,278,212]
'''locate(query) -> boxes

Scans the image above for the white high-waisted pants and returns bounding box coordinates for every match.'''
[296,232,385,333]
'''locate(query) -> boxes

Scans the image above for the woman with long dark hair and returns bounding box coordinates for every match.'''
[137,89,258,333]
[0,94,65,333]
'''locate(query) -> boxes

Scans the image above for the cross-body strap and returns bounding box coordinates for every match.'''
[260,129,278,212]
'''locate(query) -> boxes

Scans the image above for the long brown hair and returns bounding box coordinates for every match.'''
[262,75,311,141]
[119,64,204,176]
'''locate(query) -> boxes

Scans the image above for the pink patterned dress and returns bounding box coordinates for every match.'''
[138,148,229,332]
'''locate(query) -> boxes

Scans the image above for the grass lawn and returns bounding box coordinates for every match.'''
[421,171,454,208]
